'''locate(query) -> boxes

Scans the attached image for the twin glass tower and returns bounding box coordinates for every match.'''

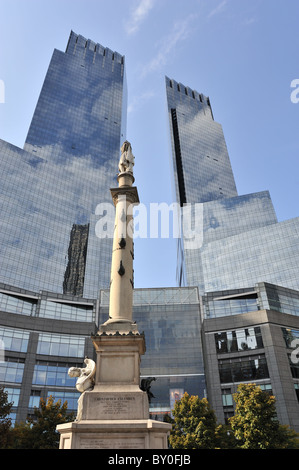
[1,31,299,429]
[0,31,299,307]
[166,77,299,294]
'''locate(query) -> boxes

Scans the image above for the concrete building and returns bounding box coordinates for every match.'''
[201,282,299,431]
[2,281,299,433]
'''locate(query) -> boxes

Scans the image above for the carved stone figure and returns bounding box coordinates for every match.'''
[118,140,135,174]
[140,377,156,403]
[68,357,96,421]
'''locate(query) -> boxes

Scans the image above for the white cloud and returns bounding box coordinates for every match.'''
[207,0,227,19]
[141,14,198,77]
[128,90,156,114]
[125,0,156,35]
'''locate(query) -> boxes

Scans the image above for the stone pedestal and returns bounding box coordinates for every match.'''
[57,420,170,450]
[57,331,171,449]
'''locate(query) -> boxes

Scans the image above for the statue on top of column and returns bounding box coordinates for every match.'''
[118,141,135,174]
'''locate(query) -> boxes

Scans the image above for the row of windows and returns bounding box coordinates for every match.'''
[206,297,259,318]
[268,295,299,317]
[215,327,263,354]
[0,327,86,357]
[0,288,95,322]
[37,334,85,357]
[219,356,269,384]
[28,390,79,410]
[39,300,94,322]
[0,292,36,316]
[32,364,76,387]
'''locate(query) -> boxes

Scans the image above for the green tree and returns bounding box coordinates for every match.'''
[169,392,228,449]
[229,383,299,449]
[0,386,13,448]
[10,395,74,449]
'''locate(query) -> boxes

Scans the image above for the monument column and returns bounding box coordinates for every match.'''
[57,142,172,449]
[104,159,139,330]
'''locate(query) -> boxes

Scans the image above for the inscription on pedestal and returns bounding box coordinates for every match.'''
[79,436,145,449]
[95,396,135,417]
[84,392,147,420]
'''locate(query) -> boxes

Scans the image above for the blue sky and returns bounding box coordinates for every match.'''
[0,0,299,289]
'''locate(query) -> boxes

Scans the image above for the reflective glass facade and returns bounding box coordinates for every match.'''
[166,77,237,206]
[99,287,206,417]
[0,283,96,422]
[201,217,299,293]
[166,77,299,294]
[0,32,127,298]
[184,191,278,291]
[258,282,299,317]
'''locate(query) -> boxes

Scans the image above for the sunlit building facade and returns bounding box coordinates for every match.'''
[0,283,206,424]
[2,281,299,432]
[202,282,299,431]
[166,76,299,294]
[0,31,127,298]
[99,287,206,419]
[0,283,97,423]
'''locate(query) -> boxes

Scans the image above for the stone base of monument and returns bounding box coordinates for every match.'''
[57,419,171,449]
[57,331,172,449]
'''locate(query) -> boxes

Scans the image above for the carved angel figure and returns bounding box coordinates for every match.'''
[118,140,135,174]
[68,356,96,393]
[68,357,96,421]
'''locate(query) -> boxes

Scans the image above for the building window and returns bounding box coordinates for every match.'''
[32,362,77,387]
[0,292,36,316]
[260,383,273,394]
[39,300,93,322]
[0,327,30,353]
[222,388,233,407]
[47,390,80,411]
[215,327,264,354]
[0,359,25,384]
[36,333,85,358]
[206,296,259,318]
[294,383,299,402]
[219,355,269,384]
[29,390,41,408]
[282,327,299,348]
[289,356,299,379]
[4,387,20,407]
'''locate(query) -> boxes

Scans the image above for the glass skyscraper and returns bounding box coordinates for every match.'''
[0,31,127,298]
[166,76,299,294]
